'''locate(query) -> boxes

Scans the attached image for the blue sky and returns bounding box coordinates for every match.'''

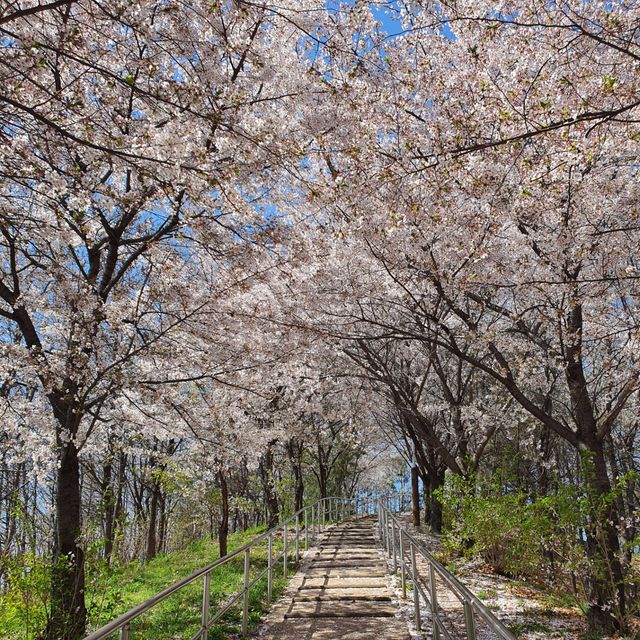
[370,2,456,40]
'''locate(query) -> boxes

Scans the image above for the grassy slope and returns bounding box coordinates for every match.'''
[2,526,292,640]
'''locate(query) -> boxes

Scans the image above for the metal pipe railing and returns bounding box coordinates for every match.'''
[84,495,377,640]
[378,497,517,640]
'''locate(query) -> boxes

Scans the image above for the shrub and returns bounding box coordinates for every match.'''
[438,475,584,581]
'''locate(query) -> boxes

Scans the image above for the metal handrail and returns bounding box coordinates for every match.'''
[378,497,517,640]
[84,495,377,640]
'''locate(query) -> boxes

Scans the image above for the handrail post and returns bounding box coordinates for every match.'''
[295,513,300,563]
[399,528,406,598]
[242,548,250,637]
[267,533,273,603]
[411,541,421,631]
[304,508,309,550]
[464,600,476,640]
[200,572,210,639]
[429,562,440,640]
[392,519,398,572]
[283,523,288,579]
[119,623,130,640]
[386,512,392,558]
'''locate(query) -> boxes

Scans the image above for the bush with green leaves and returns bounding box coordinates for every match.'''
[437,475,585,582]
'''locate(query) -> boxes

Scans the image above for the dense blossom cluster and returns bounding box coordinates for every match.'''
[0,1,639,638]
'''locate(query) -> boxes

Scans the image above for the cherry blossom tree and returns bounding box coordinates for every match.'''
[279,1,640,632]
[0,0,332,636]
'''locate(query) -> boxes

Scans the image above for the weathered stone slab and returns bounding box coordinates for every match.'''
[313,548,379,555]
[304,567,387,578]
[285,601,397,618]
[259,616,411,640]
[299,577,388,589]
[320,540,375,549]
[312,553,380,562]
[293,588,391,601]
[308,560,385,569]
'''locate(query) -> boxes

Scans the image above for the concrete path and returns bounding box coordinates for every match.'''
[258,519,410,639]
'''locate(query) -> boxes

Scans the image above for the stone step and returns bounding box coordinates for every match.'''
[293,589,392,601]
[322,540,377,544]
[285,601,397,619]
[319,543,377,549]
[322,540,377,545]
[326,527,374,531]
[313,555,381,561]
[259,616,411,639]
[323,531,376,536]
[318,548,378,553]
[313,545,375,553]
[304,567,388,578]
[309,562,386,570]
[300,577,388,589]
[324,528,375,531]
[321,537,377,543]
[312,554,381,562]
[324,531,375,535]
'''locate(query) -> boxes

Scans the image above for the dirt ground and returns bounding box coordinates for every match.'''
[385,513,638,640]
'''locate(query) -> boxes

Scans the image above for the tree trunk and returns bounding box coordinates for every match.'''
[145,482,159,562]
[158,493,167,555]
[286,440,305,512]
[422,474,430,525]
[46,440,87,640]
[411,465,420,527]
[318,454,328,499]
[562,303,625,632]
[428,468,445,533]
[259,449,280,528]
[101,459,115,564]
[218,470,229,557]
[108,452,126,564]
[580,441,625,633]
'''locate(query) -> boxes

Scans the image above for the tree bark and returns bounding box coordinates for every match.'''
[101,459,115,564]
[259,448,280,528]
[107,451,126,564]
[580,440,626,632]
[46,439,87,640]
[158,493,167,555]
[287,439,305,512]
[411,465,420,527]
[218,470,229,557]
[145,481,159,562]
[428,467,445,533]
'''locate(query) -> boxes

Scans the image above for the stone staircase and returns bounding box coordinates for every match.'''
[259,518,410,639]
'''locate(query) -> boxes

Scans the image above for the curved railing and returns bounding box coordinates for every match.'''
[378,496,517,640]
[84,495,377,640]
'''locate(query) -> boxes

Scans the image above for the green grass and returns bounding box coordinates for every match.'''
[2,526,302,640]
